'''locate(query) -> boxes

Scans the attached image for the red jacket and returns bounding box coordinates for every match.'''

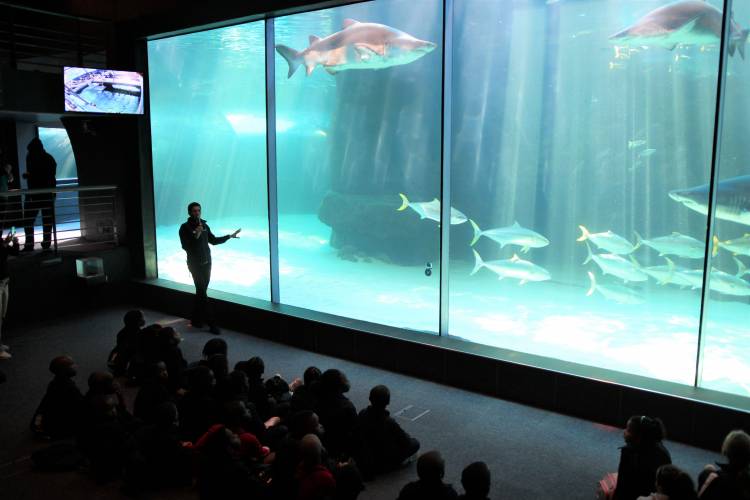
[296,464,336,500]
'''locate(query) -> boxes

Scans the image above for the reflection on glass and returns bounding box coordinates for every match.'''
[38,127,78,225]
[699,0,750,397]
[448,0,722,385]
[38,127,77,181]
[274,0,443,332]
[148,22,270,300]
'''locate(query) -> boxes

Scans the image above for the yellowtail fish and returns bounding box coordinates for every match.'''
[643,257,695,287]
[634,231,705,259]
[397,193,467,225]
[470,249,550,285]
[587,271,644,304]
[628,139,647,149]
[583,242,648,283]
[736,257,749,278]
[469,220,549,252]
[678,265,750,295]
[578,225,636,254]
[708,268,750,296]
[712,234,750,257]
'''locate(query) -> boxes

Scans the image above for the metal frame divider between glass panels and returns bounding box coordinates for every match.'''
[439,0,454,336]
[694,0,734,387]
[265,18,281,304]
[137,39,159,279]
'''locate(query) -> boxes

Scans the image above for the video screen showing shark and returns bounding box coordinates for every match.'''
[148,0,750,399]
[64,67,144,114]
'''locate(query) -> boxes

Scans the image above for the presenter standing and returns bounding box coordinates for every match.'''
[179,202,240,335]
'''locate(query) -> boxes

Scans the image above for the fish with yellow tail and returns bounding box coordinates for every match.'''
[469,219,549,252]
[470,249,550,285]
[634,230,705,259]
[577,225,636,255]
[583,242,648,283]
[587,271,644,304]
[397,193,467,225]
[713,234,750,257]
[643,257,695,287]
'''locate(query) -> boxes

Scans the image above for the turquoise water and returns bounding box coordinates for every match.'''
[148,1,750,397]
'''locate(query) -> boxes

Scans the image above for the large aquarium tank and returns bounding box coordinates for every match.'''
[148,0,750,398]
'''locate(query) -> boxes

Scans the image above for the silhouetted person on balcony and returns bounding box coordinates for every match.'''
[178,202,240,335]
[22,137,56,252]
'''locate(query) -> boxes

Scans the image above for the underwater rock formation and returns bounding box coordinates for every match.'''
[318,191,473,265]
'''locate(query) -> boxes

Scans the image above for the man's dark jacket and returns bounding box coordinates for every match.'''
[178,218,229,266]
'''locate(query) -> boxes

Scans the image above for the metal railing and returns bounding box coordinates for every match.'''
[0,184,118,254]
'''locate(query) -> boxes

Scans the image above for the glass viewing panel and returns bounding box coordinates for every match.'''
[38,127,79,225]
[448,0,721,385]
[274,1,443,332]
[146,1,750,398]
[148,22,270,300]
[698,0,750,397]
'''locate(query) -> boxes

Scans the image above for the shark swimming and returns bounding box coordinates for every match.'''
[609,0,749,58]
[275,19,437,77]
[669,175,750,226]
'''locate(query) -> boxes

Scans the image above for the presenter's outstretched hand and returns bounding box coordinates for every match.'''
[231,228,241,239]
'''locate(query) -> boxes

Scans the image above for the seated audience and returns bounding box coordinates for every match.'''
[125,401,192,492]
[238,356,274,420]
[77,394,129,483]
[178,365,219,442]
[357,384,420,478]
[107,310,145,376]
[698,430,750,500]
[396,450,458,500]
[82,371,133,430]
[614,415,672,500]
[638,464,697,500]
[265,374,293,419]
[157,326,188,392]
[270,410,325,500]
[133,362,171,424]
[196,425,266,500]
[315,369,358,460]
[459,461,491,500]
[194,338,229,368]
[208,353,230,399]
[220,369,250,404]
[128,323,163,383]
[197,401,266,464]
[291,366,322,413]
[31,355,84,439]
[296,433,336,500]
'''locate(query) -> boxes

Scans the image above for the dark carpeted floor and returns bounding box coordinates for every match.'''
[0,305,721,499]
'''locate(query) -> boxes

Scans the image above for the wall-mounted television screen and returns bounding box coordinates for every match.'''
[64,67,144,114]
